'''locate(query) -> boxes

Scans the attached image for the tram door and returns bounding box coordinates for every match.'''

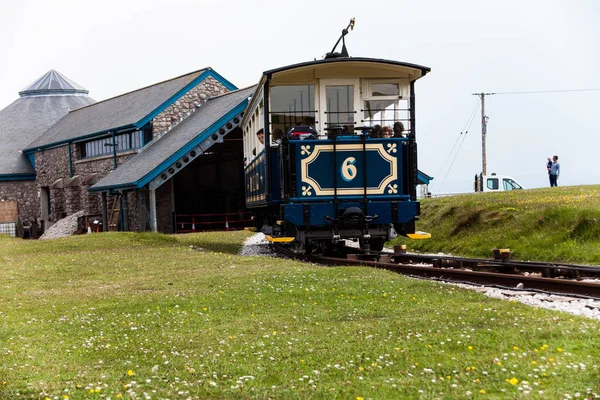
[318,79,360,133]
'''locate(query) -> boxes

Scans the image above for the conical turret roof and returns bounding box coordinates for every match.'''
[0,70,94,176]
[19,69,89,97]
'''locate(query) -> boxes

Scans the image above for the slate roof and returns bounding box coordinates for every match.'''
[25,68,228,151]
[91,86,255,191]
[0,71,94,176]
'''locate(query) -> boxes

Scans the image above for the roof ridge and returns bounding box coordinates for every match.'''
[65,67,211,113]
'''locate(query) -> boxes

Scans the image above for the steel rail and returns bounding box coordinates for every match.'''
[390,253,600,275]
[274,245,600,299]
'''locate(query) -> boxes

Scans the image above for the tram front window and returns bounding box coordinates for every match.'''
[362,81,410,132]
[270,85,316,137]
[325,85,354,133]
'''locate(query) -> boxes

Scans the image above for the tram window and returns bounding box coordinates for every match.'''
[363,98,409,128]
[325,85,354,129]
[270,85,315,134]
[487,178,499,190]
[371,83,399,97]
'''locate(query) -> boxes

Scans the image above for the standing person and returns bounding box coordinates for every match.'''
[546,157,553,186]
[549,155,560,187]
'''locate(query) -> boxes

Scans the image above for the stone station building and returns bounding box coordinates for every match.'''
[14,67,254,234]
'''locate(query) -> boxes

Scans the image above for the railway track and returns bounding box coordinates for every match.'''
[273,244,600,299]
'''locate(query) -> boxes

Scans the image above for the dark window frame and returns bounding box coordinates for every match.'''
[80,130,145,159]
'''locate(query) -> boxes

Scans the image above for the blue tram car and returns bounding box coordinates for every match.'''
[243,34,430,253]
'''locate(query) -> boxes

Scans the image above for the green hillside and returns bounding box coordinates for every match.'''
[1,231,599,399]
[393,185,600,264]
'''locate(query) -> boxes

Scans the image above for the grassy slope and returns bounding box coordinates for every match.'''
[393,185,600,264]
[1,230,599,399]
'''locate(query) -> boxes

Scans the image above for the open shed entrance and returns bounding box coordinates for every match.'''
[172,127,250,232]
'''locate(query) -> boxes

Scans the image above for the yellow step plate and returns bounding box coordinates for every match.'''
[265,235,296,243]
[406,231,431,240]
[244,227,257,232]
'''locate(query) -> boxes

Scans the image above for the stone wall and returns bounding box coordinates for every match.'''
[152,76,229,138]
[0,180,39,223]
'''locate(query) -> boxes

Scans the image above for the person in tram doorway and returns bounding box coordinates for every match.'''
[256,128,264,145]
[549,155,560,187]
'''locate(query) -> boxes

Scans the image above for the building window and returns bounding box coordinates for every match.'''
[80,130,144,158]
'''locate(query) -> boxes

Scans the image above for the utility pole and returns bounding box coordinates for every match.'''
[472,92,494,175]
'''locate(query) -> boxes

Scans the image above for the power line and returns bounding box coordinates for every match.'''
[436,104,479,193]
[472,88,600,96]
[431,105,478,190]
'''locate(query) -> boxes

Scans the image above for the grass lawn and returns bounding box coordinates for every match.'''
[1,231,599,399]
[393,185,600,264]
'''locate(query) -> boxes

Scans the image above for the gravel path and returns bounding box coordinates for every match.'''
[238,233,277,256]
[239,234,600,320]
[39,211,84,240]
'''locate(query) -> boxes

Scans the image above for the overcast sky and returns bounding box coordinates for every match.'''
[1,0,598,193]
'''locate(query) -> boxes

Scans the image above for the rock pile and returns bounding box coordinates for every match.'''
[39,210,84,240]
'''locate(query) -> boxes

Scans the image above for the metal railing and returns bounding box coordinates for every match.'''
[175,212,253,233]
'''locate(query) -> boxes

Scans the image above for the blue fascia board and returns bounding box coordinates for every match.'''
[208,69,238,91]
[0,174,36,181]
[134,99,249,189]
[134,69,238,129]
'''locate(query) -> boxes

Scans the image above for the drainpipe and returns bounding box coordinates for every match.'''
[68,142,73,178]
[111,131,117,169]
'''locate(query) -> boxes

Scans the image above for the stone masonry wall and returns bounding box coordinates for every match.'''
[0,180,39,223]
[127,191,141,232]
[156,183,173,234]
[35,145,137,224]
[152,76,229,138]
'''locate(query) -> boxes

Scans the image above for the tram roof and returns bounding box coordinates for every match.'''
[262,57,430,80]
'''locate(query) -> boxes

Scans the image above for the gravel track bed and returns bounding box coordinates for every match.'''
[239,234,600,320]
